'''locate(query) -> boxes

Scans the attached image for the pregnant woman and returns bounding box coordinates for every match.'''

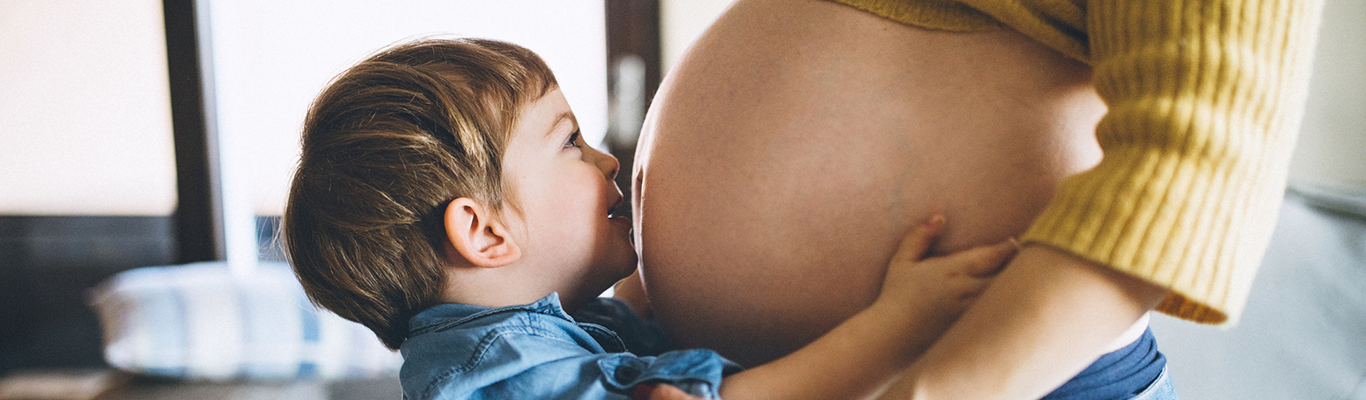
[628,0,1322,398]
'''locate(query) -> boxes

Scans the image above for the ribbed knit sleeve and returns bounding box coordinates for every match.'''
[1019,0,1323,324]
[826,0,1324,324]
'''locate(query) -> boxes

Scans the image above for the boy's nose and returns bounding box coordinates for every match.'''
[588,145,620,181]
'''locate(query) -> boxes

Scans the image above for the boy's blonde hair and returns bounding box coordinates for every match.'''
[283,38,557,349]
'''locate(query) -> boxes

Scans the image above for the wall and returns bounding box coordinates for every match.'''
[0,0,177,216]
[204,0,609,266]
[660,0,735,74]
[1289,0,1366,190]
[208,0,609,216]
[0,1,609,218]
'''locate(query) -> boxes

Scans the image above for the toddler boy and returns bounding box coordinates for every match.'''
[283,38,1016,400]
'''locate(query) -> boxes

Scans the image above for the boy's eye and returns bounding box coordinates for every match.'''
[564,130,582,149]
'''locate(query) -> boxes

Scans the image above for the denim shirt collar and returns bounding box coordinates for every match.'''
[407,293,574,338]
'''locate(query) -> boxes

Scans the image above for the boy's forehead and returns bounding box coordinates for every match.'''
[519,89,576,136]
[531,89,571,116]
[542,112,577,138]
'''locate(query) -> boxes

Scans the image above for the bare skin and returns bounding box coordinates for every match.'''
[633,0,1118,368]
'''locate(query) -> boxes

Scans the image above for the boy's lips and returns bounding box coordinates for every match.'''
[607,194,624,217]
[607,195,631,227]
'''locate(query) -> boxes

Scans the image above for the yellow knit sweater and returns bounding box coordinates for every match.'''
[828,0,1324,324]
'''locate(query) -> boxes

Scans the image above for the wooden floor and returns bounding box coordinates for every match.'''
[0,370,400,400]
[94,377,402,400]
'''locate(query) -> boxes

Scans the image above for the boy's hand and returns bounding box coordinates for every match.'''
[710,216,1017,400]
[876,215,1018,338]
[634,384,707,400]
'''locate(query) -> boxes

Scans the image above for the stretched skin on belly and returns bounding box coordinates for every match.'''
[632,0,1105,367]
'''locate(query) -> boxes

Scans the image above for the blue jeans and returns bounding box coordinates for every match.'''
[1129,367,1179,400]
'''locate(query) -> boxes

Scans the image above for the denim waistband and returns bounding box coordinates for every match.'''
[1041,327,1167,400]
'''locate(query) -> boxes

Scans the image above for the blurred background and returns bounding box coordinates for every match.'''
[0,0,1362,399]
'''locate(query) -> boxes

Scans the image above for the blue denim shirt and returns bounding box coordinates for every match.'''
[400,293,741,400]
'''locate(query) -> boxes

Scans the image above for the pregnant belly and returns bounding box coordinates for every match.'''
[632,0,1106,367]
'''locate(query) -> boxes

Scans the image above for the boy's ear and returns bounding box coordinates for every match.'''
[444,198,521,268]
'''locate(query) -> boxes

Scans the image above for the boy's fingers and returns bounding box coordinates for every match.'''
[893,215,946,262]
[951,240,1019,277]
[644,384,706,400]
[632,384,656,400]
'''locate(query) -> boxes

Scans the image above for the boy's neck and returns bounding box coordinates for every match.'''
[442,262,595,313]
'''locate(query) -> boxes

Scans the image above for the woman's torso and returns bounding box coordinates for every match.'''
[633,0,1113,367]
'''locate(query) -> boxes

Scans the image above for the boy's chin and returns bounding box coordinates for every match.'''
[602,264,637,289]
[607,250,639,277]
[597,263,638,294]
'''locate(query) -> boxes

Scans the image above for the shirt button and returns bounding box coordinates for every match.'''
[614,366,641,383]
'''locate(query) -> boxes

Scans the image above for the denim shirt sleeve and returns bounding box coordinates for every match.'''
[572,299,741,396]
[596,349,742,399]
[420,334,740,400]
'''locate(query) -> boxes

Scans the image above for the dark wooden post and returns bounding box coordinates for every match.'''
[605,0,662,219]
[162,0,225,263]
